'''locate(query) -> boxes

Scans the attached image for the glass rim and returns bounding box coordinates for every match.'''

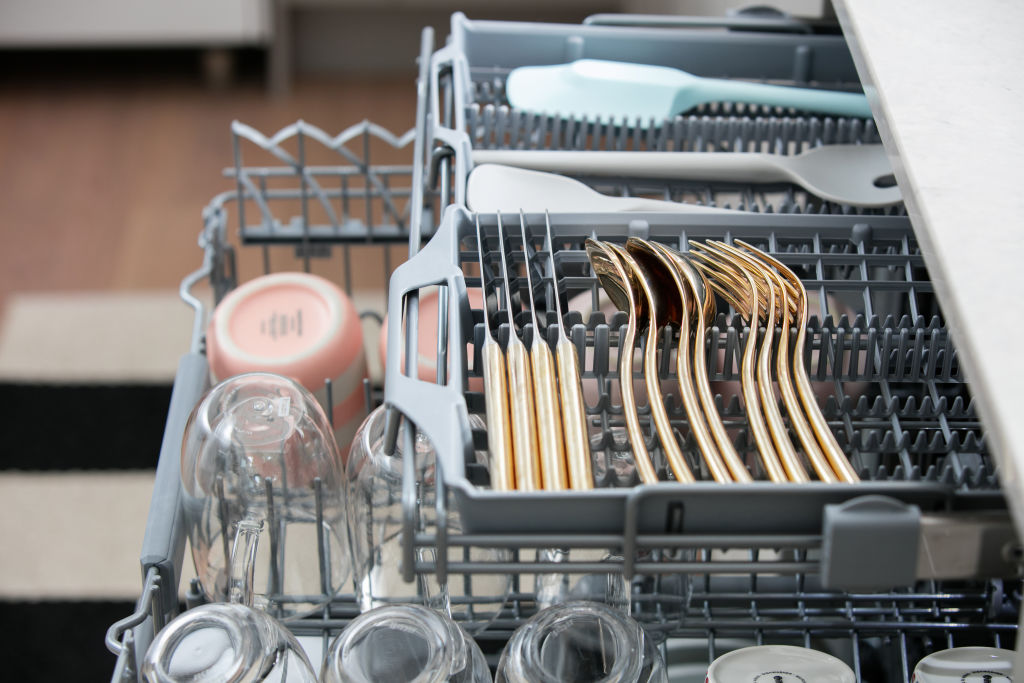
[326,604,466,683]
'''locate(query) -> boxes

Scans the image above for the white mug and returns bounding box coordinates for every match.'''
[912,647,1014,682]
[706,645,855,683]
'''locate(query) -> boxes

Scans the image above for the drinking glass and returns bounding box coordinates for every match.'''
[347,405,511,633]
[495,601,667,683]
[321,604,491,683]
[141,602,317,683]
[181,372,350,619]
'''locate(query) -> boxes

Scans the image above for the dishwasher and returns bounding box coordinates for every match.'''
[107,12,1021,682]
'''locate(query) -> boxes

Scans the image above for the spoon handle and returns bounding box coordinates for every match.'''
[531,338,569,491]
[473,150,792,184]
[619,319,660,486]
[482,339,516,491]
[555,337,594,490]
[692,77,873,119]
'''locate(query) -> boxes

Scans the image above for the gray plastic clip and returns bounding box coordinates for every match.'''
[821,495,920,591]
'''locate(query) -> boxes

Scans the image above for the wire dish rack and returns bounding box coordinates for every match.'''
[107,16,1020,683]
[106,111,426,680]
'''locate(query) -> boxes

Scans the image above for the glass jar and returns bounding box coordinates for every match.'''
[346,405,510,633]
[141,602,317,683]
[181,372,350,619]
[321,604,491,683]
[496,601,667,683]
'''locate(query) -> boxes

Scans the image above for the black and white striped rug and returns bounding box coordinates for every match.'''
[0,291,187,681]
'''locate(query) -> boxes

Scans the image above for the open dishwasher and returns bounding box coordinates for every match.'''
[107,12,1022,682]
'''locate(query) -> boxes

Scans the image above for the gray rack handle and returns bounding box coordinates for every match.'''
[385,206,475,480]
[582,12,813,34]
[140,352,210,624]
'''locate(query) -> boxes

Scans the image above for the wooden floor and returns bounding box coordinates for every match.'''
[0,55,417,317]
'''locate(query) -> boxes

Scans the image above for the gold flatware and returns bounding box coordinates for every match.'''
[474,214,515,491]
[691,244,788,482]
[710,242,810,483]
[711,241,837,483]
[653,243,753,483]
[497,212,542,491]
[519,212,568,491]
[618,241,696,484]
[585,239,661,485]
[543,211,593,490]
[626,238,726,482]
[735,240,860,483]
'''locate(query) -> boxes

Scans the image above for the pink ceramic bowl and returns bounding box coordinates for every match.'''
[206,272,368,455]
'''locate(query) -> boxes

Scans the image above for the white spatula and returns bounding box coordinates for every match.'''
[472,145,900,208]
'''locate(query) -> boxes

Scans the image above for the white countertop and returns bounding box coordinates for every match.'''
[833,0,1024,661]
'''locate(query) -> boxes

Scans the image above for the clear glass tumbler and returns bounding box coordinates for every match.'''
[141,602,317,683]
[321,604,491,683]
[346,405,510,633]
[181,372,350,619]
[496,601,667,683]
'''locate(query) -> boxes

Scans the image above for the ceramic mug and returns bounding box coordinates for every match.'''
[207,272,368,455]
[911,647,1014,682]
[706,645,855,683]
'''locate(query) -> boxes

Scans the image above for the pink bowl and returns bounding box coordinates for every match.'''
[206,272,368,454]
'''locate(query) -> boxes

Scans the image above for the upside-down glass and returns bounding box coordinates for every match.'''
[321,604,491,683]
[496,601,667,683]
[346,405,511,634]
[140,602,318,683]
[181,372,350,619]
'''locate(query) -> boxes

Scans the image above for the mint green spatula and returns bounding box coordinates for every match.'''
[505,59,872,121]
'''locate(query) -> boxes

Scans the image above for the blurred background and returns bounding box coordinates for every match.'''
[0,0,827,679]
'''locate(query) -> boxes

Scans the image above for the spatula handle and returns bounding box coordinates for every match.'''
[473,150,788,183]
[695,78,873,119]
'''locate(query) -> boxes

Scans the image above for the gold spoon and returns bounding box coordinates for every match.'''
[653,242,753,483]
[626,238,730,483]
[543,211,593,490]
[474,215,515,491]
[735,240,860,483]
[585,239,660,485]
[519,212,568,491]
[497,211,542,491]
[702,241,810,483]
[709,241,837,483]
[619,240,696,484]
[690,244,788,483]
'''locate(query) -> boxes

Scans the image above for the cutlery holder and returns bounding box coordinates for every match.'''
[385,206,1002,538]
[428,13,896,216]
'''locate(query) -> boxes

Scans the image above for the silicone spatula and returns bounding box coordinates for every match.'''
[505,59,873,121]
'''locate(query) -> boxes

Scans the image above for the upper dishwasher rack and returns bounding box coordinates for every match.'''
[427,12,894,216]
[384,206,1002,538]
